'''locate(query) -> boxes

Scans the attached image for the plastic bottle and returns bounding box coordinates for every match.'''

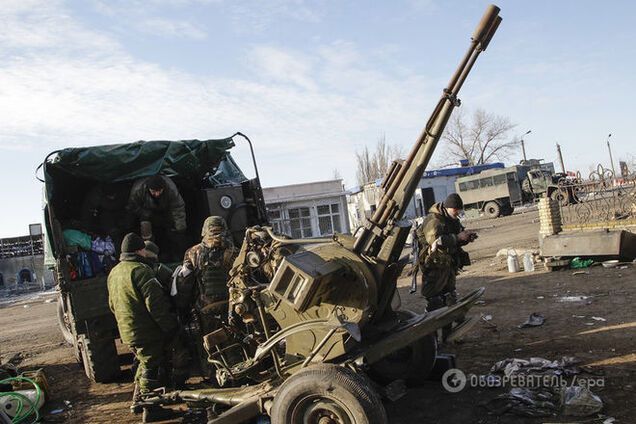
[507,250,520,273]
[522,252,535,272]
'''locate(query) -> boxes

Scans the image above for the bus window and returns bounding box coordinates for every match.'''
[479,177,494,188]
[507,172,517,181]
[493,174,507,185]
[459,182,467,191]
[466,180,479,190]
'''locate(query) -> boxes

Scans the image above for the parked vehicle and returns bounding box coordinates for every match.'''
[40,134,267,382]
[456,165,577,218]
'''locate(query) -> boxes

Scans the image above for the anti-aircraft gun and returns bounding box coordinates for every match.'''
[141,5,502,423]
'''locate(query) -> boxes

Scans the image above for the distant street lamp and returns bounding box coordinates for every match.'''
[606,133,616,181]
[520,130,531,162]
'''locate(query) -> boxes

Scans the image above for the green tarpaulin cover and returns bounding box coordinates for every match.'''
[42,138,249,198]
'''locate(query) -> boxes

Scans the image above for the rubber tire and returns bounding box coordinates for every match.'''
[56,297,74,346]
[270,365,387,424]
[550,189,569,207]
[78,335,121,383]
[483,201,501,218]
[369,333,437,385]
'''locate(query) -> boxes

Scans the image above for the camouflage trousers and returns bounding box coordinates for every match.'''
[420,266,457,300]
[129,337,190,393]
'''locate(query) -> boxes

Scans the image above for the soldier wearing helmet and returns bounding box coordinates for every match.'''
[181,216,236,309]
[175,216,236,376]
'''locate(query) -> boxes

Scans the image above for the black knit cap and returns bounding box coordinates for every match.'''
[121,232,146,253]
[444,193,464,209]
[147,175,166,191]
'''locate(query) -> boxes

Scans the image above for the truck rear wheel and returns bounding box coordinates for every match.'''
[78,335,121,383]
[483,201,501,218]
[271,365,387,424]
[56,297,74,346]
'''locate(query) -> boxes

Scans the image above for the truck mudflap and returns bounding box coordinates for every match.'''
[353,287,485,366]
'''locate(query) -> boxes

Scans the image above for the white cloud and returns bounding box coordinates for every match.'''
[0,0,445,237]
[138,18,207,40]
[249,46,316,90]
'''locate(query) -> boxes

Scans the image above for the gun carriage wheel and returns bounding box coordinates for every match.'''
[270,365,388,424]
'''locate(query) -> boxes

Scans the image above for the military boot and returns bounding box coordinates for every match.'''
[130,384,143,414]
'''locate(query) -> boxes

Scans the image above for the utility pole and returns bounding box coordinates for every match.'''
[556,143,566,174]
[606,133,616,180]
[520,130,531,162]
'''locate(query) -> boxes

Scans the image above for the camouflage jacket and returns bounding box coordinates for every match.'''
[178,242,236,308]
[107,254,178,345]
[415,202,465,270]
[127,175,186,231]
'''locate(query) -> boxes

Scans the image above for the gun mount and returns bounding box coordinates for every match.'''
[150,6,502,424]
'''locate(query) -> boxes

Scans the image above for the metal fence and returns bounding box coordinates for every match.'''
[557,165,636,230]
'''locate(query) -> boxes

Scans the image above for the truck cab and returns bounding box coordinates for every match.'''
[41,135,267,382]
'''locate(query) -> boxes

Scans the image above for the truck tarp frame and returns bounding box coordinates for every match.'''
[42,137,242,196]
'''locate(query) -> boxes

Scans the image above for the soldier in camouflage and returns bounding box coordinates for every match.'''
[176,216,236,376]
[107,233,178,421]
[415,194,477,314]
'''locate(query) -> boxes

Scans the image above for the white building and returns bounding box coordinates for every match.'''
[263,180,350,239]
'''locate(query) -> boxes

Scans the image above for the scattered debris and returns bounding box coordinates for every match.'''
[485,387,560,417]
[572,270,590,276]
[50,409,64,415]
[482,314,493,321]
[559,296,589,302]
[23,305,30,309]
[591,317,607,322]
[601,260,619,269]
[603,418,616,424]
[570,257,594,269]
[474,300,486,305]
[519,313,545,328]
[561,386,603,417]
[536,296,545,299]
[572,315,586,318]
[44,299,55,304]
[491,357,580,378]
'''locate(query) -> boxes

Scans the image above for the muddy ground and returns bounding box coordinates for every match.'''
[1,209,635,423]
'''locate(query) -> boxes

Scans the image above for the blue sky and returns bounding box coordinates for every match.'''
[1,0,635,237]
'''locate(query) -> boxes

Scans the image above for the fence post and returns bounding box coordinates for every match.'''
[539,197,562,237]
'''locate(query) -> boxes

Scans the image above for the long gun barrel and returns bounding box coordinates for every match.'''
[353,4,502,258]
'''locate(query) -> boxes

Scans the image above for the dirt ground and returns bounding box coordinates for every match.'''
[1,209,635,423]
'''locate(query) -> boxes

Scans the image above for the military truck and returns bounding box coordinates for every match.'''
[455,165,575,218]
[40,134,267,382]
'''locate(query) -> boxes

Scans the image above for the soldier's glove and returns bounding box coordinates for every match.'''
[457,230,477,245]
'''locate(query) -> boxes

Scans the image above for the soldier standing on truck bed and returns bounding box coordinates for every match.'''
[127,174,188,262]
[175,216,236,376]
[107,233,179,422]
[415,193,478,339]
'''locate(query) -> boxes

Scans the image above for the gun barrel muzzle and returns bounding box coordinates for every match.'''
[472,4,501,45]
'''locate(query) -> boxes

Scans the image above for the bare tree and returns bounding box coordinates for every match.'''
[442,108,518,165]
[355,135,404,185]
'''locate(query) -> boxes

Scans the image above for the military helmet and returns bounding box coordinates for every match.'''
[201,216,228,237]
